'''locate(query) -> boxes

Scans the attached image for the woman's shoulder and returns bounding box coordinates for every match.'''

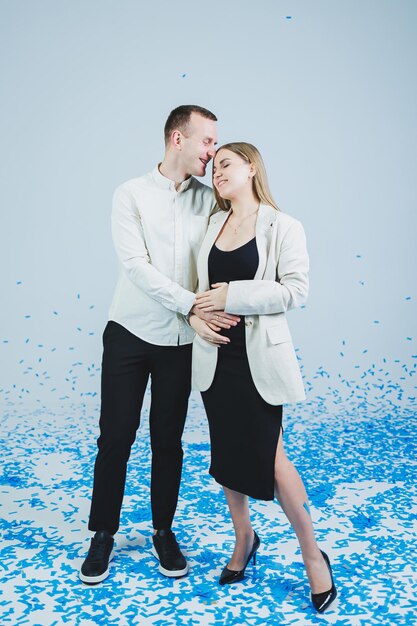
[259,205,303,230]
[208,207,230,226]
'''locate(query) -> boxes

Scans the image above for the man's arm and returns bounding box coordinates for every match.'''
[111,185,195,315]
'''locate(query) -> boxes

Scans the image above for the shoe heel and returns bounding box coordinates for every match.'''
[253,553,257,566]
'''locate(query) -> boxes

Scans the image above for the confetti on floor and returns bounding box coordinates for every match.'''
[1,388,416,625]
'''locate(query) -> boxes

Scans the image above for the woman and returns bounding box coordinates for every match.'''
[189,143,337,613]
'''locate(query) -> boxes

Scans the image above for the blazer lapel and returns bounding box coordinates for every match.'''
[254,204,277,280]
[197,210,231,291]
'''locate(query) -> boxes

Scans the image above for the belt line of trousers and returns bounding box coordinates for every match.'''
[88,321,192,535]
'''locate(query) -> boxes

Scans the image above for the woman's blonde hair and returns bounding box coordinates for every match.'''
[213,142,279,212]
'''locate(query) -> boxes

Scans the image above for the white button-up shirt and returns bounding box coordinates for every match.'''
[109,166,216,345]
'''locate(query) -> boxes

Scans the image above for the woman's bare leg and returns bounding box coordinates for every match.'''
[222,486,255,570]
[274,430,331,593]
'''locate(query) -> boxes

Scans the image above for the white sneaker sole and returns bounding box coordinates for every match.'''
[79,549,114,585]
[151,545,189,578]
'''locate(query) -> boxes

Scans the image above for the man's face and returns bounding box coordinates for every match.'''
[180,113,218,177]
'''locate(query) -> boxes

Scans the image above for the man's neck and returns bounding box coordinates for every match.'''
[159,155,191,191]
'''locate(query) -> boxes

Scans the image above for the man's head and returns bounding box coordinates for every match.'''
[164,105,218,177]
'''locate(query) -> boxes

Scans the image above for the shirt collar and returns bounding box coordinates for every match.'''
[152,165,193,192]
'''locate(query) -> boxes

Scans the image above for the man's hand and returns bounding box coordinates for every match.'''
[189,315,230,346]
[195,282,229,313]
[190,303,240,332]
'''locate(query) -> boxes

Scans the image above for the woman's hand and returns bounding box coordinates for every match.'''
[195,283,229,312]
[190,305,239,331]
[189,314,230,346]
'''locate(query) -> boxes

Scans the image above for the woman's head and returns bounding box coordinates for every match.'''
[212,142,279,211]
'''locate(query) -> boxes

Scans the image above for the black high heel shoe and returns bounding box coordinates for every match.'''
[311,550,337,613]
[219,531,260,585]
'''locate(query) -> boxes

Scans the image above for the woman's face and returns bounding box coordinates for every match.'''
[213,149,254,200]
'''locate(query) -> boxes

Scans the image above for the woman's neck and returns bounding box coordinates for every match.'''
[230,195,259,218]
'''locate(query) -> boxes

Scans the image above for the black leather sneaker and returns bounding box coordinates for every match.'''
[79,530,115,585]
[151,529,189,578]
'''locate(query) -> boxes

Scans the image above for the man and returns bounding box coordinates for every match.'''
[80,105,238,584]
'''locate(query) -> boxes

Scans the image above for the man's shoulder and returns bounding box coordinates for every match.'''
[188,177,213,195]
[115,172,154,195]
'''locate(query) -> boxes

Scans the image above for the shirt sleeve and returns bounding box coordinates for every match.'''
[225,220,309,315]
[111,185,196,315]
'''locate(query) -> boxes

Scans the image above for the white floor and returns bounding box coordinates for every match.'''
[1,392,416,625]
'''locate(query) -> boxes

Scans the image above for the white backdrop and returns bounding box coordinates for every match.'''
[1,0,416,409]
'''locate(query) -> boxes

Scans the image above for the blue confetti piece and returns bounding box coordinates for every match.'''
[181,73,187,78]
[286,15,292,19]
[373,321,380,324]
[24,315,31,319]
[406,337,412,341]
[16,281,22,285]
[405,296,411,300]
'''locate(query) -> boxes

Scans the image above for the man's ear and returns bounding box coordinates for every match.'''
[170,130,182,151]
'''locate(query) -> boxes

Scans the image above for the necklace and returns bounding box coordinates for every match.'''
[226,208,259,235]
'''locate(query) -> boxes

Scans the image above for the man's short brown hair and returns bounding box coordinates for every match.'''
[164,105,217,145]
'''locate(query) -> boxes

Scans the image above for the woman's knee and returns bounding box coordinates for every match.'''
[274,454,294,485]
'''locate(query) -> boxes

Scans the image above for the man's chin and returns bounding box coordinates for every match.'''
[195,162,207,177]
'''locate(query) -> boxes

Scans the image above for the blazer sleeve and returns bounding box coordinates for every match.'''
[111,185,196,315]
[225,220,309,315]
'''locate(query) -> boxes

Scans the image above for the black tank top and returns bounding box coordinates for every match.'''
[208,237,259,349]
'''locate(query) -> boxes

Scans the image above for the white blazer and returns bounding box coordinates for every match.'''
[192,204,309,405]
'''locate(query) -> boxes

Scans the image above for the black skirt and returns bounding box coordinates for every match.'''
[201,237,282,501]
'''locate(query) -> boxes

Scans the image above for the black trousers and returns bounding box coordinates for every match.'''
[88,321,192,535]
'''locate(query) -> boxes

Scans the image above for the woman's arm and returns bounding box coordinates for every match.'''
[226,220,308,315]
[195,220,308,316]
